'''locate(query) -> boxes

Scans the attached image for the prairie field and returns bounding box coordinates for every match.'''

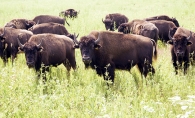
[1,0,195,117]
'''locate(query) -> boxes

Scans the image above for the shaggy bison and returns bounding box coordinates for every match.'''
[17,33,77,77]
[5,18,36,30]
[0,27,33,65]
[74,31,157,83]
[32,15,70,26]
[168,27,195,74]
[144,15,180,27]
[149,20,177,43]
[28,22,78,39]
[118,19,159,43]
[102,13,129,31]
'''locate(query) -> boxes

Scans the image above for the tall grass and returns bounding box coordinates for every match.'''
[1,0,195,117]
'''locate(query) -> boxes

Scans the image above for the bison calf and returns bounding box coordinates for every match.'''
[74,31,157,83]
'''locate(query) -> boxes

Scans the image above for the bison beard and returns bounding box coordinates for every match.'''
[77,31,157,83]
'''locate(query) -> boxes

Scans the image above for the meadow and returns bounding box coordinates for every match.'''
[0,0,195,117]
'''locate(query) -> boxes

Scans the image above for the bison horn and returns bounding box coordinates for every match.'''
[102,18,105,23]
[0,27,6,37]
[95,32,101,44]
[72,33,79,45]
[168,30,174,40]
[187,31,192,40]
[37,39,43,48]
[17,34,24,49]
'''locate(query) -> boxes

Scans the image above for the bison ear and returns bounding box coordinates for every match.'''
[94,44,101,50]
[187,41,192,46]
[167,40,173,45]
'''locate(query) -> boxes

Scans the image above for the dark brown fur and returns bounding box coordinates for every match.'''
[59,9,79,19]
[149,20,177,43]
[28,22,76,39]
[18,34,77,74]
[32,15,69,26]
[102,13,129,31]
[144,15,180,27]
[0,27,33,65]
[77,31,157,82]
[168,27,195,74]
[5,19,36,30]
[118,19,159,43]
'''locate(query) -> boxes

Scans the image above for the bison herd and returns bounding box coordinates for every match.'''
[0,9,195,83]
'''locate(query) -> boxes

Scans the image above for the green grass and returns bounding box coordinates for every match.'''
[1,0,195,117]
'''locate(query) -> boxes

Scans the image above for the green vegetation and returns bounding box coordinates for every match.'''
[0,0,195,117]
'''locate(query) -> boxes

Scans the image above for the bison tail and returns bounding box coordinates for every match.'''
[151,39,157,60]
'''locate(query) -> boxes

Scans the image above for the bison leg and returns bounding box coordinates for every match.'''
[102,64,115,83]
[137,61,155,78]
[184,62,189,74]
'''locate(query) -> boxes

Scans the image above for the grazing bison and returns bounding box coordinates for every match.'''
[148,20,177,43]
[102,13,129,31]
[59,9,80,19]
[5,18,36,30]
[118,19,159,43]
[32,15,70,26]
[17,33,77,77]
[144,15,180,27]
[0,27,33,65]
[74,31,157,83]
[28,22,78,39]
[168,27,195,74]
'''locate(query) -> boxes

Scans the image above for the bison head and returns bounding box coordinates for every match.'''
[78,36,101,66]
[18,37,43,68]
[102,18,114,31]
[168,31,192,59]
[0,27,6,57]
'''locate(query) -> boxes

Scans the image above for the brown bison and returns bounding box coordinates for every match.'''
[118,19,159,43]
[168,27,195,74]
[102,13,129,31]
[5,18,36,30]
[17,33,77,76]
[0,27,33,65]
[74,31,157,83]
[144,15,180,27]
[28,22,78,39]
[59,9,80,19]
[118,19,146,34]
[32,15,70,26]
[148,20,177,43]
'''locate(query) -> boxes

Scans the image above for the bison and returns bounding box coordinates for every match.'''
[148,20,177,43]
[0,27,33,65]
[5,18,36,30]
[59,9,80,19]
[168,27,195,74]
[102,13,129,31]
[32,15,70,26]
[28,22,78,39]
[144,15,180,27]
[17,33,77,78]
[118,19,159,43]
[74,31,157,83]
